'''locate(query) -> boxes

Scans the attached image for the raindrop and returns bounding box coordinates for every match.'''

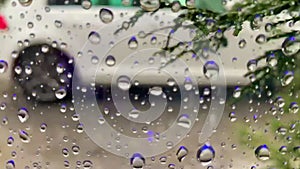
[128,36,138,49]
[91,56,99,64]
[129,109,140,119]
[130,153,145,169]
[7,136,14,146]
[203,61,219,79]
[55,88,67,100]
[279,146,288,155]
[289,102,299,114]
[81,0,92,10]
[18,0,32,6]
[149,86,163,96]
[0,60,8,73]
[19,130,30,143]
[40,123,47,132]
[105,55,116,66]
[14,66,22,75]
[99,8,114,23]
[274,96,285,108]
[72,145,80,155]
[281,71,294,86]
[177,114,192,128]
[83,160,93,169]
[184,77,193,91]
[255,144,270,161]
[17,107,29,123]
[176,146,188,162]
[117,75,131,91]
[54,20,62,28]
[255,34,266,44]
[140,0,160,12]
[238,39,247,48]
[6,160,15,169]
[171,1,181,12]
[247,59,257,71]
[88,31,101,45]
[266,53,277,67]
[150,36,157,44]
[233,86,242,98]
[282,36,300,56]
[229,112,237,122]
[197,144,215,166]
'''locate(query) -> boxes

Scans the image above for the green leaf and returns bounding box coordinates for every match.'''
[196,0,226,13]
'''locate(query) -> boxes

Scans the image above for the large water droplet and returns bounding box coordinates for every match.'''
[281,71,294,86]
[176,146,188,162]
[203,61,219,79]
[197,144,215,166]
[55,88,67,99]
[88,31,101,44]
[0,60,8,74]
[6,160,15,169]
[99,8,114,23]
[255,145,270,161]
[140,0,160,12]
[17,107,29,123]
[282,36,300,56]
[128,37,138,49]
[130,153,145,169]
[105,55,116,66]
[177,114,192,128]
[81,0,92,10]
[19,130,30,143]
[117,76,131,91]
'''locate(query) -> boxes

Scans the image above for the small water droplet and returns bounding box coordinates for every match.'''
[282,36,300,56]
[54,20,62,28]
[88,31,101,44]
[149,86,163,96]
[99,8,114,23]
[55,88,67,99]
[233,86,242,98]
[18,0,32,6]
[83,160,93,169]
[91,56,99,64]
[255,34,266,44]
[255,144,270,161]
[289,102,299,114]
[171,1,181,12]
[6,160,15,169]
[238,39,247,48]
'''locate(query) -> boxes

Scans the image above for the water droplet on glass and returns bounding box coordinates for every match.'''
[130,153,145,169]
[81,0,92,10]
[282,36,300,56]
[186,0,195,8]
[117,76,131,91]
[105,55,116,66]
[281,71,294,86]
[171,1,181,12]
[54,20,62,28]
[149,86,163,96]
[266,53,277,67]
[229,112,237,122]
[17,107,29,123]
[99,8,114,23]
[128,36,138,49]
[274,96,285,108]
[88,31,101,45]
[55,88,67,99]
[177,114,192,128]
[0,60,8,73]
[7,136,14,146]
[140,0,160,12]
[197,144,215,166]
[83,160,93,169]
[129,109,140,119]
[203,61,219,79]
[91,56,99,64]
[238,39,247,48]
[18,0,32,6]
[233,86,242,98]
[40,123,47,132]
[255,144,270,161]
[255,34,266,44]
[279,146,288,155]
[6,160,15,169]
[176,146,188,162]
[19,130,30,143]
[289,102,299,114]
